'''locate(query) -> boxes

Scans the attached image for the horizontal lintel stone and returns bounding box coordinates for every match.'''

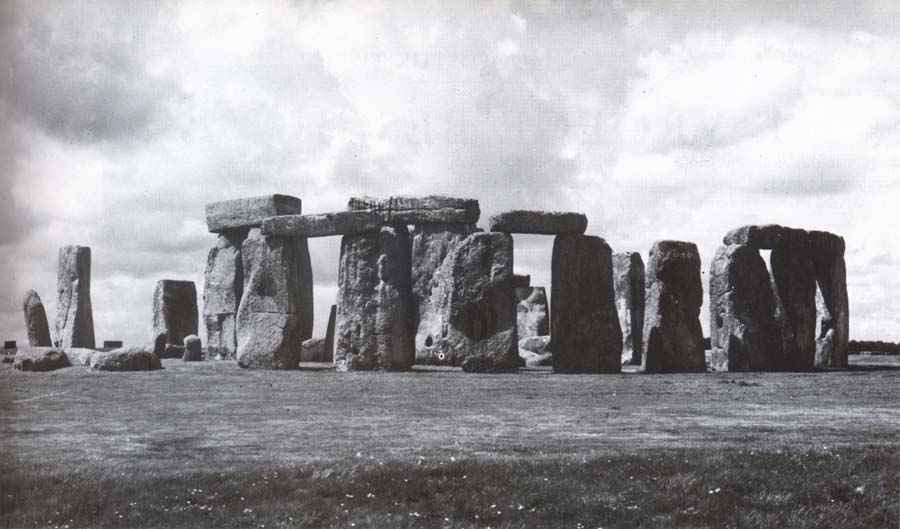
[262,211,384,238]
[205,195,302,233]
[489,210,587,235]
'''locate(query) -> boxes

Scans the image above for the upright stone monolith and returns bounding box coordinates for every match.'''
[323,304,336,363]
[336,225,415,371]
[151,280,199,358]
[23,290,51,347]
[549,235,622,373]
[810,231,849,368]
[516,286,549,339]
[709,244,782,371]
[642,241,705,373]
[410,223,476,335]
[55,245,95,348]
[203,232,245,358]
[770,245,817,372]
[613,252,645,365]
[236,229,314,369]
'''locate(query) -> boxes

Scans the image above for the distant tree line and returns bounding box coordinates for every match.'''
[847,340,900,355]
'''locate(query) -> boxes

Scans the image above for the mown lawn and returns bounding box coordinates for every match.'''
[1,356,898,528]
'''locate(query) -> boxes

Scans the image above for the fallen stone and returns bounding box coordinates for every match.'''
[549,235,622,373]
[489,210,587,235]
[65,347,97,366]
[261,211,382,238]
[770,246,817,371]
[300,337,330,363]
[642,241,706,373]
[183,335,202,361]
[236,229,314,369]
[55,245,95,348]
[723,224,809,249]
[336,226,415,371]
[516,286,549,339]
[23,290,51,347]
[708,244,782,371]
[613,252,645,366]
[519,349,553,367]
[151,280,198,358]
[13,348,71,372]
[203,233,244,358]
[91,348,162,371]
[323,304,336,363]
[205,194,302,233]
[519,335,550,355]
[512,274,531,288]
[348,195,480,224]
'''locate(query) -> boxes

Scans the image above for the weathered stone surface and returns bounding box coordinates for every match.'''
[236,229,313,369]
[516,286,549,339]
[336,226,415,371]
[519,335,550,354]
[410,224,477,335]
[348,195,480,224]
[23,290,51,347]
[55,245,95,348]
[91,347,162,371]
[13,348,71,372]
[324,304,336,363]
[813,253,849,368]
[490,210,587,235]
[262,211,382,238]
[549,235,622,373]
[151,280,198,357]
[723,224,809,249]
[708,244,782,371]
[519,349,553,367]
[512,274,531,288]
[183,335,202,361]
[613,252,645,366]
[65,347,97,366]
[808,230,845,258]
[415,232,519,372]
[300,337,330,362]
[205,194,302,233]
[641,241,706,373]
[203,233,244,358]
[815,288,834,368]
[770,247,817,372]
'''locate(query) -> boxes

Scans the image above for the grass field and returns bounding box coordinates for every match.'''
[1,356,899,528]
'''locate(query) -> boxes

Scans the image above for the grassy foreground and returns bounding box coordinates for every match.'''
[1,356,898,528]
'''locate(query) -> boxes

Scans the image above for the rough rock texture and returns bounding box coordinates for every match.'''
[65,347,97,366]
[348,195,480,224]
[13,348,71,372]
[770,246,818,372]
[91,348,162,371]
[519,349,553,367]
[641,241,706,373]
[23,290,51,347]
[183,335,202,361]
[415,232,519,372]
[324,304,336,363]
[203,233,245,358]
[262,211,382,238]
[512,274,531,288]
[723,224,809,249]
[815,288,834,368]
[300,338,330,362]
[549,235,622,373]
[810,233,849,368]
[613,252,645,366]
[490,210,587,235]
[336,226,415,371]
[519,335,551,354]
[516,286,549,339]
[708,244,782,371]
[55,245,95,348]
[151,280,199,359]
[410,224,477,336]
[205,194,302,233]
[236,229,313,369]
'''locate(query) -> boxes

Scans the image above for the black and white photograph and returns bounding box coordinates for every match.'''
[1,1,898,527]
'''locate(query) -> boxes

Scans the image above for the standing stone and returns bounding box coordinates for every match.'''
[549,235,622,373]
[236,229,314,369]
[55,245,95,348]
[770,246,817,371]
[323,304,336,363]
[809,231,849,368]
[183,335,202,361]
[203,233,245,358]
[151,280,199,358]
[641,241,705,373]
[815,287,834,368]
[23,290,51,347]
[336,226,415,371]
[516,286,549,339]
[613,252,645,366]
[415,232,519,372]
[708,244,782,371]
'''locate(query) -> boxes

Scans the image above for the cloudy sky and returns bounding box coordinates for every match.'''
[2,0,899,347]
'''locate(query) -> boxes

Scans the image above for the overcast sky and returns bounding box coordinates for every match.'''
[2,0,899,347]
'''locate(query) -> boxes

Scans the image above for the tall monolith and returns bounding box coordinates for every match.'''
[55,245,95,348]
[613,252,644,365]
[23,290,51,347]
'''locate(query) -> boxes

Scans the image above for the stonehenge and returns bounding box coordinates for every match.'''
[151,280,199,359]
[516,286,549,339]
[205,194,303,233]
[613,252,645,366]
[55,245,95,348]
[489,210,587,235]
[203,232,244,358]
[23,290,52,347]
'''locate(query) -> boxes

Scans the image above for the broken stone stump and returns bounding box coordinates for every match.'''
[489,210,588,235]
[770,245,817,372]
[516,286,549,339]
[336,226,415,371]
[414,232,519,372]
[236,229,314,369]
[91,347,162,371]
[810,231,849,368]
[324,304,336,362]
[183,335,202,361]
[613,252,645,366]
[203,233,245,358]
[708,244,782,371]
[23,290,52,347]
[549,235,622,373]
[14,348,71,372]
[641,241,706,373]
[55,245,95,349]
[151,280,199,359]
[205,194,302,233]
